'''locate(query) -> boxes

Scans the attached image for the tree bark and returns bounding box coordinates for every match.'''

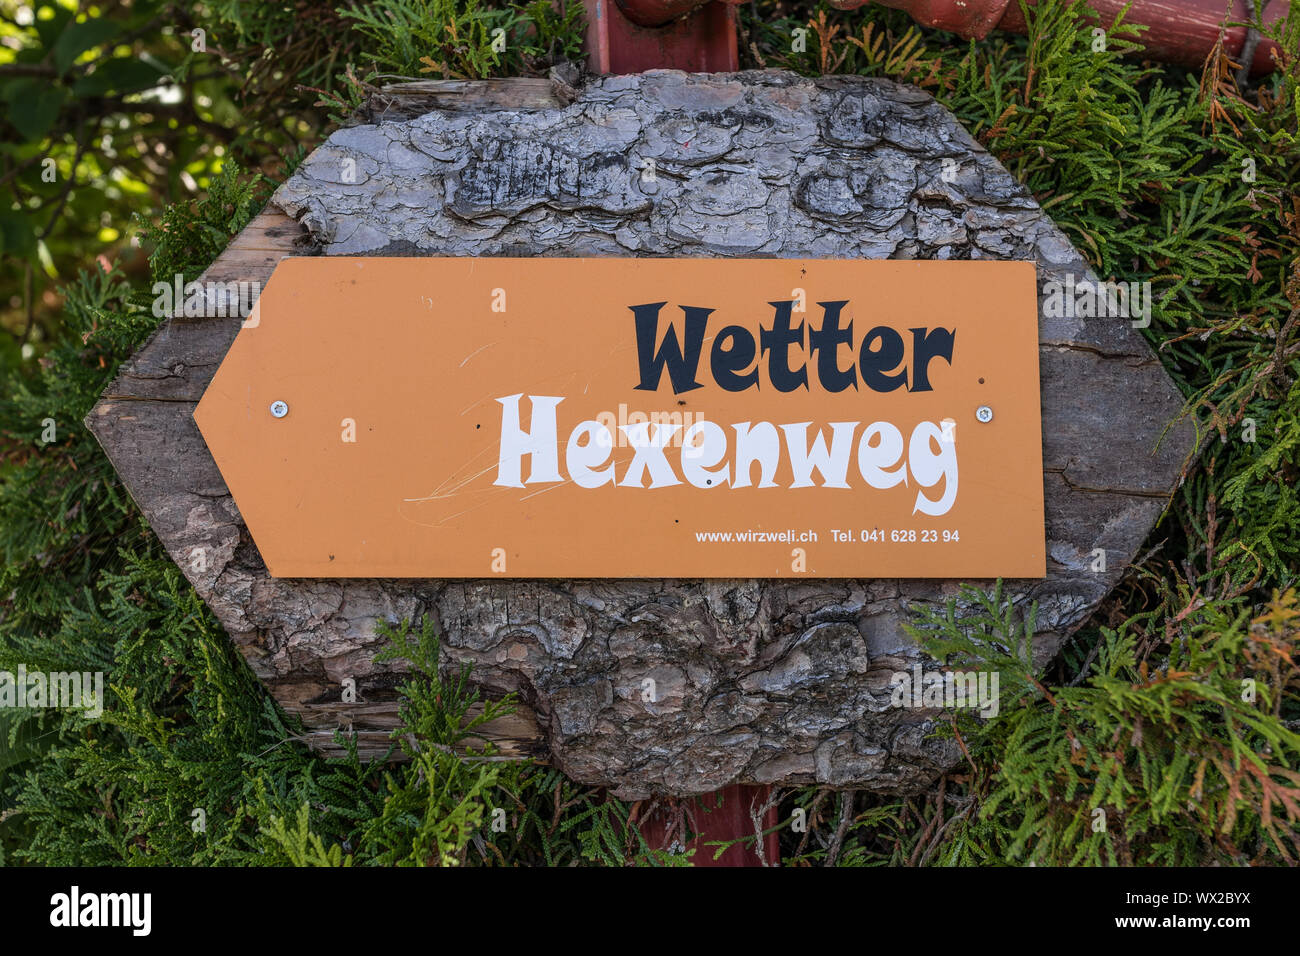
[88,71,1196,798]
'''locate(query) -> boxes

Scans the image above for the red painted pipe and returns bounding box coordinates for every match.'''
[841,0,1290,74]
[850,0,1012,37]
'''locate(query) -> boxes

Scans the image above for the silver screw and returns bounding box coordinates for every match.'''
[976,405,993,423]
[270,400,289,419]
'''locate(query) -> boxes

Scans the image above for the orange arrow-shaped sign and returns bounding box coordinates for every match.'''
[194,257,1045,578]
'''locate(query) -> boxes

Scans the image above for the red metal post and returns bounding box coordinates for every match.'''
[635,784,782,866]
[583,0,740,73]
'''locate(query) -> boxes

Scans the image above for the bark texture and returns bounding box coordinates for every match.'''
[88,70,1196,798]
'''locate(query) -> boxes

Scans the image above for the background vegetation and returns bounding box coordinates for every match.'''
[0,0,1296,865]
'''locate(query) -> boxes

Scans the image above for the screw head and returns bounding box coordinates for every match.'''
[975,405,993,423]
[269,400,289,419]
